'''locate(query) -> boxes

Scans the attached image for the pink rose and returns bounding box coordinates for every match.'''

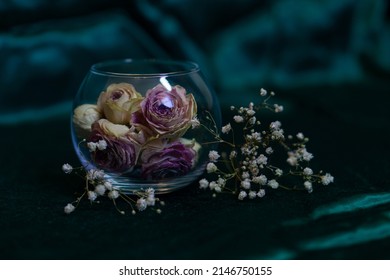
[89,122,139,172]
[141,140,196,180]
[133,84,197,139]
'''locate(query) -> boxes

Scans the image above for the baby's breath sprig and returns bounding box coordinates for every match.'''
[61,158,164,215]
[198,88,334,200]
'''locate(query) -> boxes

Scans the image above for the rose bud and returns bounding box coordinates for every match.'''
[73,104,102,139]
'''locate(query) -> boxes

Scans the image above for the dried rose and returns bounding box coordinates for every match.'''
[133,84,197,139]
[141,140,196,180]
[73,104,102,130]
[89,125,138,172]
[97,83,143,125]
[73,104,102,138]
[94,119,130,138]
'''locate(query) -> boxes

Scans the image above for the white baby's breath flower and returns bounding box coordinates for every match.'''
[303,167,313,176]
[229,150,237,159]
[260,88,267,96]
[94,184,106,196]
[136,198,147,211]
[233,115,244,123]
[190,117,200,129]
[108,190,119,200]
[87,191,98,201]
[146,195,156,206]
[241,172,250,179]
[304,181,313,193]
[97,140,107,151]
[271,129,284,140]
[104,181,113,191]
[268,179,279,189]
[206,162,218,173]
[265,147,274,155]
[62,163,73,174]
[296,132,304,140]
[208,150,220,162]
[214,186,222,193]
[253,175,267,185]
[217,177,226,187]
[199,178,209,189]
[249,116,256,125]
[87,142,97,152]
[274,104,284,113]
[221,123,232,134]
[251,132,261,141]
[270,121,282,130]
[209,181,218,190]
[257,189,266,197]
[87,169,105,181]
[241,179,251,189]
[145,188,155,196]
[64,203,75,214]
[321,173,334,185]
[247,109,255,116]
[302,150,314,161]
[248,190,257,199]
[287,155,298,166]
[275,168,283,176]
[256,154,268,165]
[238,190,247,200]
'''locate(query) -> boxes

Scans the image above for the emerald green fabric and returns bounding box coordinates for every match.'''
[1,85,389,259]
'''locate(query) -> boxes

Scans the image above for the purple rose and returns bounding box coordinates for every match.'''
[141,141,196,180]
[133,84,197,139]
[88,125,138,172]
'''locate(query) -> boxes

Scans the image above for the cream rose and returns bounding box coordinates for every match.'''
[93,119,130,138]
[73,104,102,131]
[97,83,143,125]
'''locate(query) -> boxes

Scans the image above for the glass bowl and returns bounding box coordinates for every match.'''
[71,59,221,194]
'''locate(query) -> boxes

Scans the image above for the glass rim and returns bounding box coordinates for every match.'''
[90,58,200,77]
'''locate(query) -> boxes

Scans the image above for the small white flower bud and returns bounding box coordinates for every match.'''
[136,198,147,211]
[238,191,247,200]
[108,190,119,200]
[199,178,209,189]
[206,162,218,173]
[64,203,75,214]
[94,184,106,196]
[87,142,97,152]
[62,163,73,174]
[87,191,98,201]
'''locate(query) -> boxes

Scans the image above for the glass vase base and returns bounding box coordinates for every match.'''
[104,164,206,194]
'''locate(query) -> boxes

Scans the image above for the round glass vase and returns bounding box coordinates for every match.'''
[71,59,221,194]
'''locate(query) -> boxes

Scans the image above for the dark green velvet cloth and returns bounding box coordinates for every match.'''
[1,84,389,260]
